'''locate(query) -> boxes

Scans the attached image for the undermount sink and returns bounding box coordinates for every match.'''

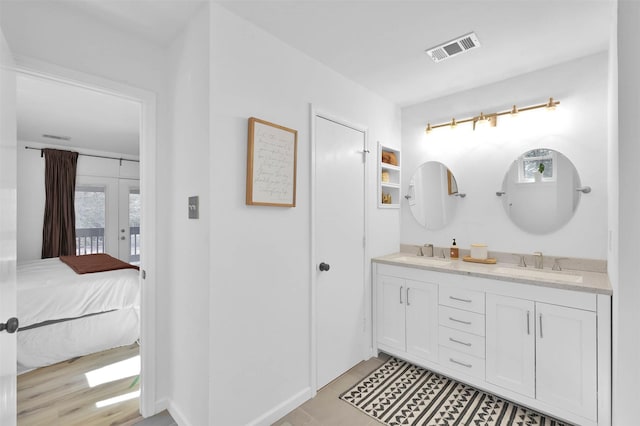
[493,267,583,283]
[393,256,451,266]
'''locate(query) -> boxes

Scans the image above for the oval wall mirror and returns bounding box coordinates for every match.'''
[407,161,461,229]
[500,148,583,234]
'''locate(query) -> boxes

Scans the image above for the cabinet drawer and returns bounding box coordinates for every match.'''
[439,326,485,359]
[439,346,485,380]
[439,306,485,336]
[439,287,485,314]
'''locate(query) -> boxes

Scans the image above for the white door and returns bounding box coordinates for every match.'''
[485,294,535,398]
[405,280,438,362]
[536,302,597,421]
[376,275,405,351]
[315,115,366,389]
[118,179,140,264]
[0,29,18,426]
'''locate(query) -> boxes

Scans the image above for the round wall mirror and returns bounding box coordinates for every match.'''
[407,161,461,229]
[500,148,582,234]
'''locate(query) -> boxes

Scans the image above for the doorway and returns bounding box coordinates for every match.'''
[313,111,368,389]
[11,63,157,417]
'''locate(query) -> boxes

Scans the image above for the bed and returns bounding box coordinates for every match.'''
[16,255,140,374]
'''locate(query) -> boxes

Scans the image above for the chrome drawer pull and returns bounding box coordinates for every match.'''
[400,286,403,304]
[449,337,472,347]
[449,296,472,303]
[526,311,531,335]
[449,317,472,325]
[449,358,472,368]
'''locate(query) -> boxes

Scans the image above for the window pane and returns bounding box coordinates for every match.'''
[75,186,105,255]
[129,189,141,262]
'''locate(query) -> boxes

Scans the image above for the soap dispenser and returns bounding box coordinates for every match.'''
[450,238,459,259]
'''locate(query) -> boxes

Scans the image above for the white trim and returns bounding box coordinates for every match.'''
[597,294,612,426]
[168,399,195,426]
[247,387,312,426]
[12,55,159,417]
[310,106,369,392]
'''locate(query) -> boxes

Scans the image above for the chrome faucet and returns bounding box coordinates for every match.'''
[423,244,434,257]
[513,254,527,267]
[552,257,568,271]
[533,252,543,269]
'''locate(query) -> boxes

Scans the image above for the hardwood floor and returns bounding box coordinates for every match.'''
[17,343,144,426]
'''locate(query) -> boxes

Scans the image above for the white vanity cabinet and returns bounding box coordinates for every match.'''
[377,274,438,363]
[373,260,611,426]
[485,294,597,421]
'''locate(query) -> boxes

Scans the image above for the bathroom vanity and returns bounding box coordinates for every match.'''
[372,253,611,426]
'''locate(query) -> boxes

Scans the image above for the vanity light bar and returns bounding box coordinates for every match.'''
[425,97,560,134]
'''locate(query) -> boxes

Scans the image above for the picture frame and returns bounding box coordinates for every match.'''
[246,117,298,207]
[447,168,458,195]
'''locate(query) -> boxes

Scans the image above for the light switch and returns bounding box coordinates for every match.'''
[188,196,199,219]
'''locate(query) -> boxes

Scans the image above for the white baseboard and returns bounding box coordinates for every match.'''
[247,387,312,426]
[167,400,193,426]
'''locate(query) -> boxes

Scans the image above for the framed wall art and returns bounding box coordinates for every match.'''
[246,117,298,207]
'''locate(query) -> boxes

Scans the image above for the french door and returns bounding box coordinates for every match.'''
[118,179,140,264]
[74,177,140,263]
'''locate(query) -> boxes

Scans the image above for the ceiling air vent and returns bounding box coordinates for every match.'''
[42,134,71,141]
[425,32,481,63]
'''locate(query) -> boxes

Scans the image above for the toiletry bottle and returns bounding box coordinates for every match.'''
[450,238,459,259]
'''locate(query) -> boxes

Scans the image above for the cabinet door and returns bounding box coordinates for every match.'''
[405,280,438,362]
[536,302,597,421]
[486,294,535,398]
[377,275,406,350]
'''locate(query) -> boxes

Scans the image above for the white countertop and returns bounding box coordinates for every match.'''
[373,252,612,295]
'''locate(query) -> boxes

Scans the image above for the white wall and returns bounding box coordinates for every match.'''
[17,141,139,262]
[165,5,210,425]
[401,52,609,260]
[612,2,640,424]
[209,3,401,424]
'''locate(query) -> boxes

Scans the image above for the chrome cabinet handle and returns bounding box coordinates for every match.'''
[449,296,472,303]
[449,358,472,368]
[539,314,543,338]
[406,288,411,306]
[449,317,472,325]
[526,311,531,335]
[400,286,403,304]
[449,337,472,347]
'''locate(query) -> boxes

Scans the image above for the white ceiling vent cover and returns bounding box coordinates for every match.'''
[425,32,481,63]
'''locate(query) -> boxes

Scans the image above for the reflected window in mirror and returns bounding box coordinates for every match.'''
[501,148,583,234]
[519,149,556,183]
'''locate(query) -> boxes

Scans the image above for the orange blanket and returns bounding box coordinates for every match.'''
[60,254,139,274]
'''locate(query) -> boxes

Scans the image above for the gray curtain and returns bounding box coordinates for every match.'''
[41,148,79,258]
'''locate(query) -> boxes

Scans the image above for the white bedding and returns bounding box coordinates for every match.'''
[17,257,140,328]
[17,307,140,374]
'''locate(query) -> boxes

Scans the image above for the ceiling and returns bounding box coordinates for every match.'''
[218,1,613,106]
[17,74,141,157]
[14,0,613,156]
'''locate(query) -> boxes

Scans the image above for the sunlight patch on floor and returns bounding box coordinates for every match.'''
[95,390,140,408]
[85,355,140,387]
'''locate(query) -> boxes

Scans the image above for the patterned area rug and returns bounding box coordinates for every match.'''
[340,357,568,426]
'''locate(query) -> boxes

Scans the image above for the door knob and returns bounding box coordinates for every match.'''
[319,262,330,272]
[120,236,126,240]
[0,317,19,334]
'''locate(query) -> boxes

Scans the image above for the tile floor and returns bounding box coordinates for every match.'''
[272,353,390,426]
[134,410,178,425]
[136,354,389,426]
